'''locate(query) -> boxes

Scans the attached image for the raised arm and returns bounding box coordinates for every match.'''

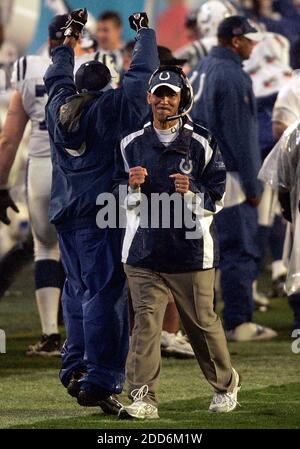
[44,8,88,146]
[120,13,159,127]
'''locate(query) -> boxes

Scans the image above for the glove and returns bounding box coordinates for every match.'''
[129,12,149,32]
[279,190,292,223]
[0,189,19,225]
[62,8,88,39]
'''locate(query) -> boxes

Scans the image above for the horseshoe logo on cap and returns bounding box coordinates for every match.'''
[159,72,170,81]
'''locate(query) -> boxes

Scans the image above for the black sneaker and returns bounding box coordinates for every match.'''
[99,395,123,415]
[67,369,101,406]
[68,373,122,414]
[26,334,61,356]
[77,384,111,407]
[67,369,87,398]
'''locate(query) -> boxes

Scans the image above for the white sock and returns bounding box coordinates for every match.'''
[36,287,60,335]
[272,260,287,281]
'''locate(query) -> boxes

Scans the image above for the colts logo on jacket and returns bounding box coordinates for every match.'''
[179,158,193,175]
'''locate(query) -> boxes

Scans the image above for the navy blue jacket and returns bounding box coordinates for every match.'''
[113,118,226,273]
[44,29,159,231]
[257,92,278,160]
[191,46,262,199]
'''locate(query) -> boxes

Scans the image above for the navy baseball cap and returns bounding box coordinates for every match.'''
[48,14,69,40]
[158,46,187,66]
[149,69,184,94]
[75,60,111,93]
[217,15,261,42]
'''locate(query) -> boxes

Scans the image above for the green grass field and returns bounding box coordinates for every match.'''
[0,262,299,429]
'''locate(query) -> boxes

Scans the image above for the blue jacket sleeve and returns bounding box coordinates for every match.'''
[112,143,129,198]
[218,78,263,198]
[187,136,226,217]
[44,45,81,148]
[117,29,159,131]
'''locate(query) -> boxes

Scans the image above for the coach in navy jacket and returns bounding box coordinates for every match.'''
[114,118,225,272]
[44,10,159,406]
[114,67,240,419]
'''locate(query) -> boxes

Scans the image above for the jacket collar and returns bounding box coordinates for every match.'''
[146,117,194,155]
[210,46,243,66]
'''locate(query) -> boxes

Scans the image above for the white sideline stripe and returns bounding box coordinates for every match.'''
[120,128,145,172]
[191,132,213,169]
[122,210,141,263]
[199,215,214,269]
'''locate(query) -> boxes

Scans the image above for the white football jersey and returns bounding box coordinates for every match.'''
[11,55,51,158]
[10,51,119,158]
[272,75,300,127]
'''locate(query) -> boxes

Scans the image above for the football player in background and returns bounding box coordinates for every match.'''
[95,10,124,73]
[0,15,69,356]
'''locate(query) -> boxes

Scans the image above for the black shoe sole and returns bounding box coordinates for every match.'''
[77,390,111,407]
[118,409,134,420]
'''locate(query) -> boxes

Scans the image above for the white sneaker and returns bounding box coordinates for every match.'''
[253,281,270,307]
[209,368,241,413]
[225,322,278,342]
[161,330,195,358]
[118,385,159,420]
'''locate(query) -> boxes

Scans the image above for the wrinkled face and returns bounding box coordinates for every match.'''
[148,86,181,122]
[234,35,256,60]
[96,19,122,51]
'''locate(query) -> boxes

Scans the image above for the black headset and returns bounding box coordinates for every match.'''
[148,65,194,121]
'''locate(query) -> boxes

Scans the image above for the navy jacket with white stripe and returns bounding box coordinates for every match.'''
[113,118,226,272]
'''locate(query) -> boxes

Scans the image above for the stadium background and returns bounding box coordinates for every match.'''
[0,0,300,430]
[3,0,207,54]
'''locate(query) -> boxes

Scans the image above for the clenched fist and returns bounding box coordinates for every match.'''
[62,8,88,39]
[170,173,190,194]
[129,166,148,189]
[129,12,149,32]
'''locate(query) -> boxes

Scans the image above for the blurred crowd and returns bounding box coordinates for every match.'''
[0,0,300,358]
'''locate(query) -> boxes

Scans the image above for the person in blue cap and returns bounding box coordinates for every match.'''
[191,15,277,342]
[43,8,159,412]
[114,65,241,419]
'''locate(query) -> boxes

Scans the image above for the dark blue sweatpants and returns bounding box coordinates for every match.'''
[57,225,128,394]
[215,201,260,330]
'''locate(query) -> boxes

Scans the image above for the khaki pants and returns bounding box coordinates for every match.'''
[124,264,235,406]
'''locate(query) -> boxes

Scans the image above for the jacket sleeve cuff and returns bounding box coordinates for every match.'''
[125,186,141,209]
[183,191,203,216]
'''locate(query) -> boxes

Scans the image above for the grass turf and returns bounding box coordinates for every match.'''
[0,262,299,429]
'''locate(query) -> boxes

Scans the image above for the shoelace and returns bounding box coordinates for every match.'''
[131,385,149,403]
[212,392,241,408]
